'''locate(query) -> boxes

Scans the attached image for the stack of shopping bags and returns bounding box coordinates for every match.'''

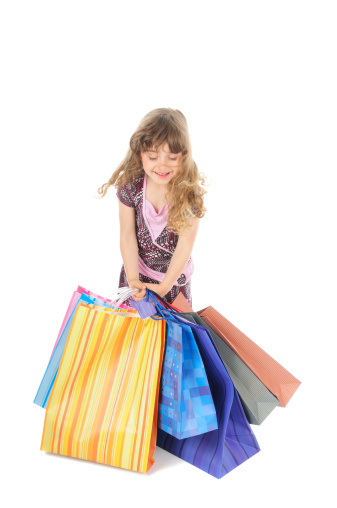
[35,285,165,472]
[34,285,301,479]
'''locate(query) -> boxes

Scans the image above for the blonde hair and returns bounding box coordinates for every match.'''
[97,107,207,234]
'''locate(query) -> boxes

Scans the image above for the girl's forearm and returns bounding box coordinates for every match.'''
[161,244,192,293]
[120,236,140,283]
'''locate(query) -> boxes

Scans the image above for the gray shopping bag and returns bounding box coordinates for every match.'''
[182,312,279,425]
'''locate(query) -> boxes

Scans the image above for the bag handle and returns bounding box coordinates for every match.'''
[148,290,182,313]
[104,286,140,307]
[147,291,184,325]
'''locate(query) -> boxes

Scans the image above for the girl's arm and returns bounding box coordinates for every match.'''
[118,200,146,301]
[144,216,200,297]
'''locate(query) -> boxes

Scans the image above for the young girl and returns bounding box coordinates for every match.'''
[97,108,206,307]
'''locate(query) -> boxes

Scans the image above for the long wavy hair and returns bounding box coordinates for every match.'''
[97,107,207,234]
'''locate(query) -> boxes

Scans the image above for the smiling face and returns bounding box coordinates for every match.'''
[140,142,182,186]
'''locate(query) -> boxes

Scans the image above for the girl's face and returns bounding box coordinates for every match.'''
[140,142,182,186]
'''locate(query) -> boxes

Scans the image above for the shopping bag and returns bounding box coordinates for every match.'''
[150,296,260,479]
[77,285,135,310]
[40,302,165,472]
[49,285,133,359]
[34,286,139,408]
[48,289,82,360]
[172,291,194,312]
[166,293,279,424]
[157,309,218,440]
[182,313,279,425]
[34,293,111,408]
[132,291,218,438]
[197,306,301,407]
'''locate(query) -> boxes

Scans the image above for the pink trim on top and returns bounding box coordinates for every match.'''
[142,173,172,254]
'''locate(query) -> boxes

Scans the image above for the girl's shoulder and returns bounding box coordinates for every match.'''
[116,174,144,208]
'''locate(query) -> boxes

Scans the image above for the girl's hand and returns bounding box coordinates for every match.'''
[128,279,147,302]
[143,282,169,299]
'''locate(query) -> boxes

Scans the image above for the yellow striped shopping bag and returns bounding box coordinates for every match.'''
[40,302,165,473]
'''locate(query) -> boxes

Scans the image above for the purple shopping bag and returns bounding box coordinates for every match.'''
[154,303,260,479]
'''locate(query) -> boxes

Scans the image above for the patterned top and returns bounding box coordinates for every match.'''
[116,173,193,306]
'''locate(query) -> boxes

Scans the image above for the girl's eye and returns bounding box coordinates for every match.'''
[149,157,177,161]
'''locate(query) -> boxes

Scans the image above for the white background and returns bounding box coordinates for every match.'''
[1,1,336,506]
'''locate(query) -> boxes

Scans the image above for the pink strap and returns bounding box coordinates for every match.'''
[138,255,193,287]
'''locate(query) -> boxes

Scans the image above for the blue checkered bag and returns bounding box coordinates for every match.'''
[155,300,218,440]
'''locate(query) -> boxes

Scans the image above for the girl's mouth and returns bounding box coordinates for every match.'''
[154,171,171,179]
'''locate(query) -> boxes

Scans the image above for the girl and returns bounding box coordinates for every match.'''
[97,108,207,307]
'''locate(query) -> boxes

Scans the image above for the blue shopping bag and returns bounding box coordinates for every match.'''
[146,292,218,440]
